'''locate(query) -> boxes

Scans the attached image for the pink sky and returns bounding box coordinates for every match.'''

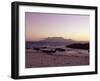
[25,12,90,41]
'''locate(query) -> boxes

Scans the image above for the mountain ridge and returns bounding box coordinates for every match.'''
[27,37,89,43]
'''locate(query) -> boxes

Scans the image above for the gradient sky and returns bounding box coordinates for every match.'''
[25,12,90,41]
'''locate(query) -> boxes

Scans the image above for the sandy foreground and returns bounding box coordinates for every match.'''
[25,49,89,68]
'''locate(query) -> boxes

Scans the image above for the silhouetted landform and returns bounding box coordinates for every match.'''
[42,37,74,43]
[26,37,75,47]
[55,48,66,52]
[26,37,89,48]
[67,43,89,50]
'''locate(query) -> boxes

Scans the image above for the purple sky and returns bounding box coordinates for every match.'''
[25,12,89,41]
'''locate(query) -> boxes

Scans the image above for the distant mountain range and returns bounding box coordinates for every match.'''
[40,37,74,43]
[26,37,89,47]
[36,37,88,44]
[26,37,89,49]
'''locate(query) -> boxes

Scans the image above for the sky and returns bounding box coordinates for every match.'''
[25,12,90,41]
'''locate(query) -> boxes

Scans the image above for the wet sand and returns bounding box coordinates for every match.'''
[25,50,89,68]
[25,49,89,68]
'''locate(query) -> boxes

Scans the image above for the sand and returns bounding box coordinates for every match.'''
[25,49,89,68]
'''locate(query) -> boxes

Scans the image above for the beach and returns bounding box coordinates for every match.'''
[25,49,89,68]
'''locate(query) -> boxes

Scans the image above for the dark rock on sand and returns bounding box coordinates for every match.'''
[67,43,89,52]
[55,48,66,52]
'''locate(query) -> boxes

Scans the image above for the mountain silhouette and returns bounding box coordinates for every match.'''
[26,37,89,47]
[41,37,74,43]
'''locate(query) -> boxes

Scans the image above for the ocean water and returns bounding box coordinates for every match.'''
[26,41,89,57]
